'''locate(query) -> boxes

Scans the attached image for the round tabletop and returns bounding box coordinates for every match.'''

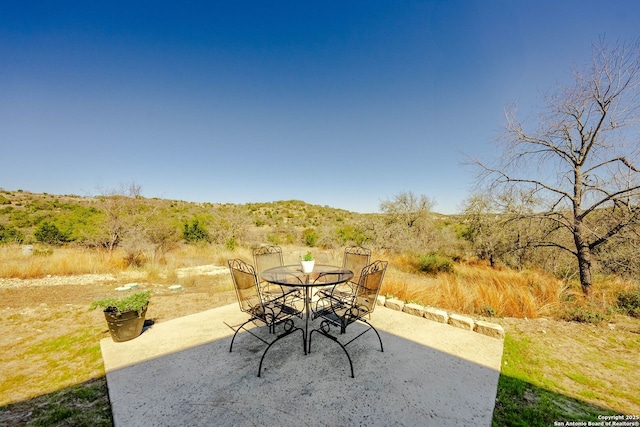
[261,264,353,288]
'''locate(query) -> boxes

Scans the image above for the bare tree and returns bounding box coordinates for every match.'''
[478,39,640,294]
[461,192,520,267]
[378,191,437,252]
[95,182,148,261]
[462,189,575,272]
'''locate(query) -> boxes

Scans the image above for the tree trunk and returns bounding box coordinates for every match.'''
[576,244,593,295]
[573,163,592,295]
[573,217,593,295]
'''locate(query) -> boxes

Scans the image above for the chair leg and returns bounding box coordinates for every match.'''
[228,318,254,352]
[309,329,354,378]
[370,323,384,352]
[354,319,384,352]
[258,327,305,377]
[341,321,384,353]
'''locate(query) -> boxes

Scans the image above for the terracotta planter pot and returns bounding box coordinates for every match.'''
[103,305,148,342]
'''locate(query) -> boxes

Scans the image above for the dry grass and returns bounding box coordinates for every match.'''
[0,306,105,406]
[2,246,636,322]
[0,246,117,278]
[382,256,568,318]
[381,255,640,321]
[1,245,639,425]
[0,244,257,281]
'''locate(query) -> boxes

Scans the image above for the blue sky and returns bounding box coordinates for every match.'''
[2,1,639,214]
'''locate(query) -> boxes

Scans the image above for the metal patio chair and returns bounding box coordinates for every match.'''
[253,245,300,302]
[319,246,371,300]
[310,260,388,377]
[227,259,305,377]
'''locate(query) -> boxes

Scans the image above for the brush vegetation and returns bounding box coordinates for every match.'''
[1,189,639,425]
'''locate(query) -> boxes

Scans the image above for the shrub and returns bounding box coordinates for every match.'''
[0,224,24,244]
[183,218,210,243]
[266,233,282,245]
[417,253,453,275]
[483,305,497,317]
[559,294,613,324]
[122,249,146,267]
[34,222,70,245]
[336,225,370,246]
[302,228,318,247]
[225,237,237,251]
[617,288,640,318]
[560,306,609,324]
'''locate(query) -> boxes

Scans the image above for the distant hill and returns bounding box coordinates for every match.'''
[0,189,379,245]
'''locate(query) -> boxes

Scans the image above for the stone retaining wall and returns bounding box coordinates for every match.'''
[377,296,505,339]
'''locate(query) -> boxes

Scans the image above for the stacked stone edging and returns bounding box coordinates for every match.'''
[376,296,505,339]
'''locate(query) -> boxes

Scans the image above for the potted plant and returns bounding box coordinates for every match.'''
[91,290,151,342]
[301,251,315,274]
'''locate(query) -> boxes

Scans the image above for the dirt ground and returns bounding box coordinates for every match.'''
[0,269,237,323]
[0,270,237,412]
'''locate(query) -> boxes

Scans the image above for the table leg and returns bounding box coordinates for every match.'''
[304,286,311,353]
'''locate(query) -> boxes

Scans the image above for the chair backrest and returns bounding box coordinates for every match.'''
[343,246,371,281]
[253,246,284,282]
[228,259,263,315]
[353,260,387,315]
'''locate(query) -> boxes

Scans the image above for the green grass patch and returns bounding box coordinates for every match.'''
[27,329,99,356]
[501,335,542,379]
[565,372,605,388]
[578,389,601,400]
[0,378,112,426]
[493,333,621,426]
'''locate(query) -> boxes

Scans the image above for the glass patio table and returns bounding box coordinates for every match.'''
[260,264,353,352]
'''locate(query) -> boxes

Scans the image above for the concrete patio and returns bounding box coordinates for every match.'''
[101,303,504,426]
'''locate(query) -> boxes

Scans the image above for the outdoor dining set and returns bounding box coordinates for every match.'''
[226,246,388,378]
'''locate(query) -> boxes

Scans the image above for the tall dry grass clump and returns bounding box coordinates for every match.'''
[163,244,252,268]
[381,258,566,318]
[444,264,565,318]
[0,246,118,278]
[0,243,257,280]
